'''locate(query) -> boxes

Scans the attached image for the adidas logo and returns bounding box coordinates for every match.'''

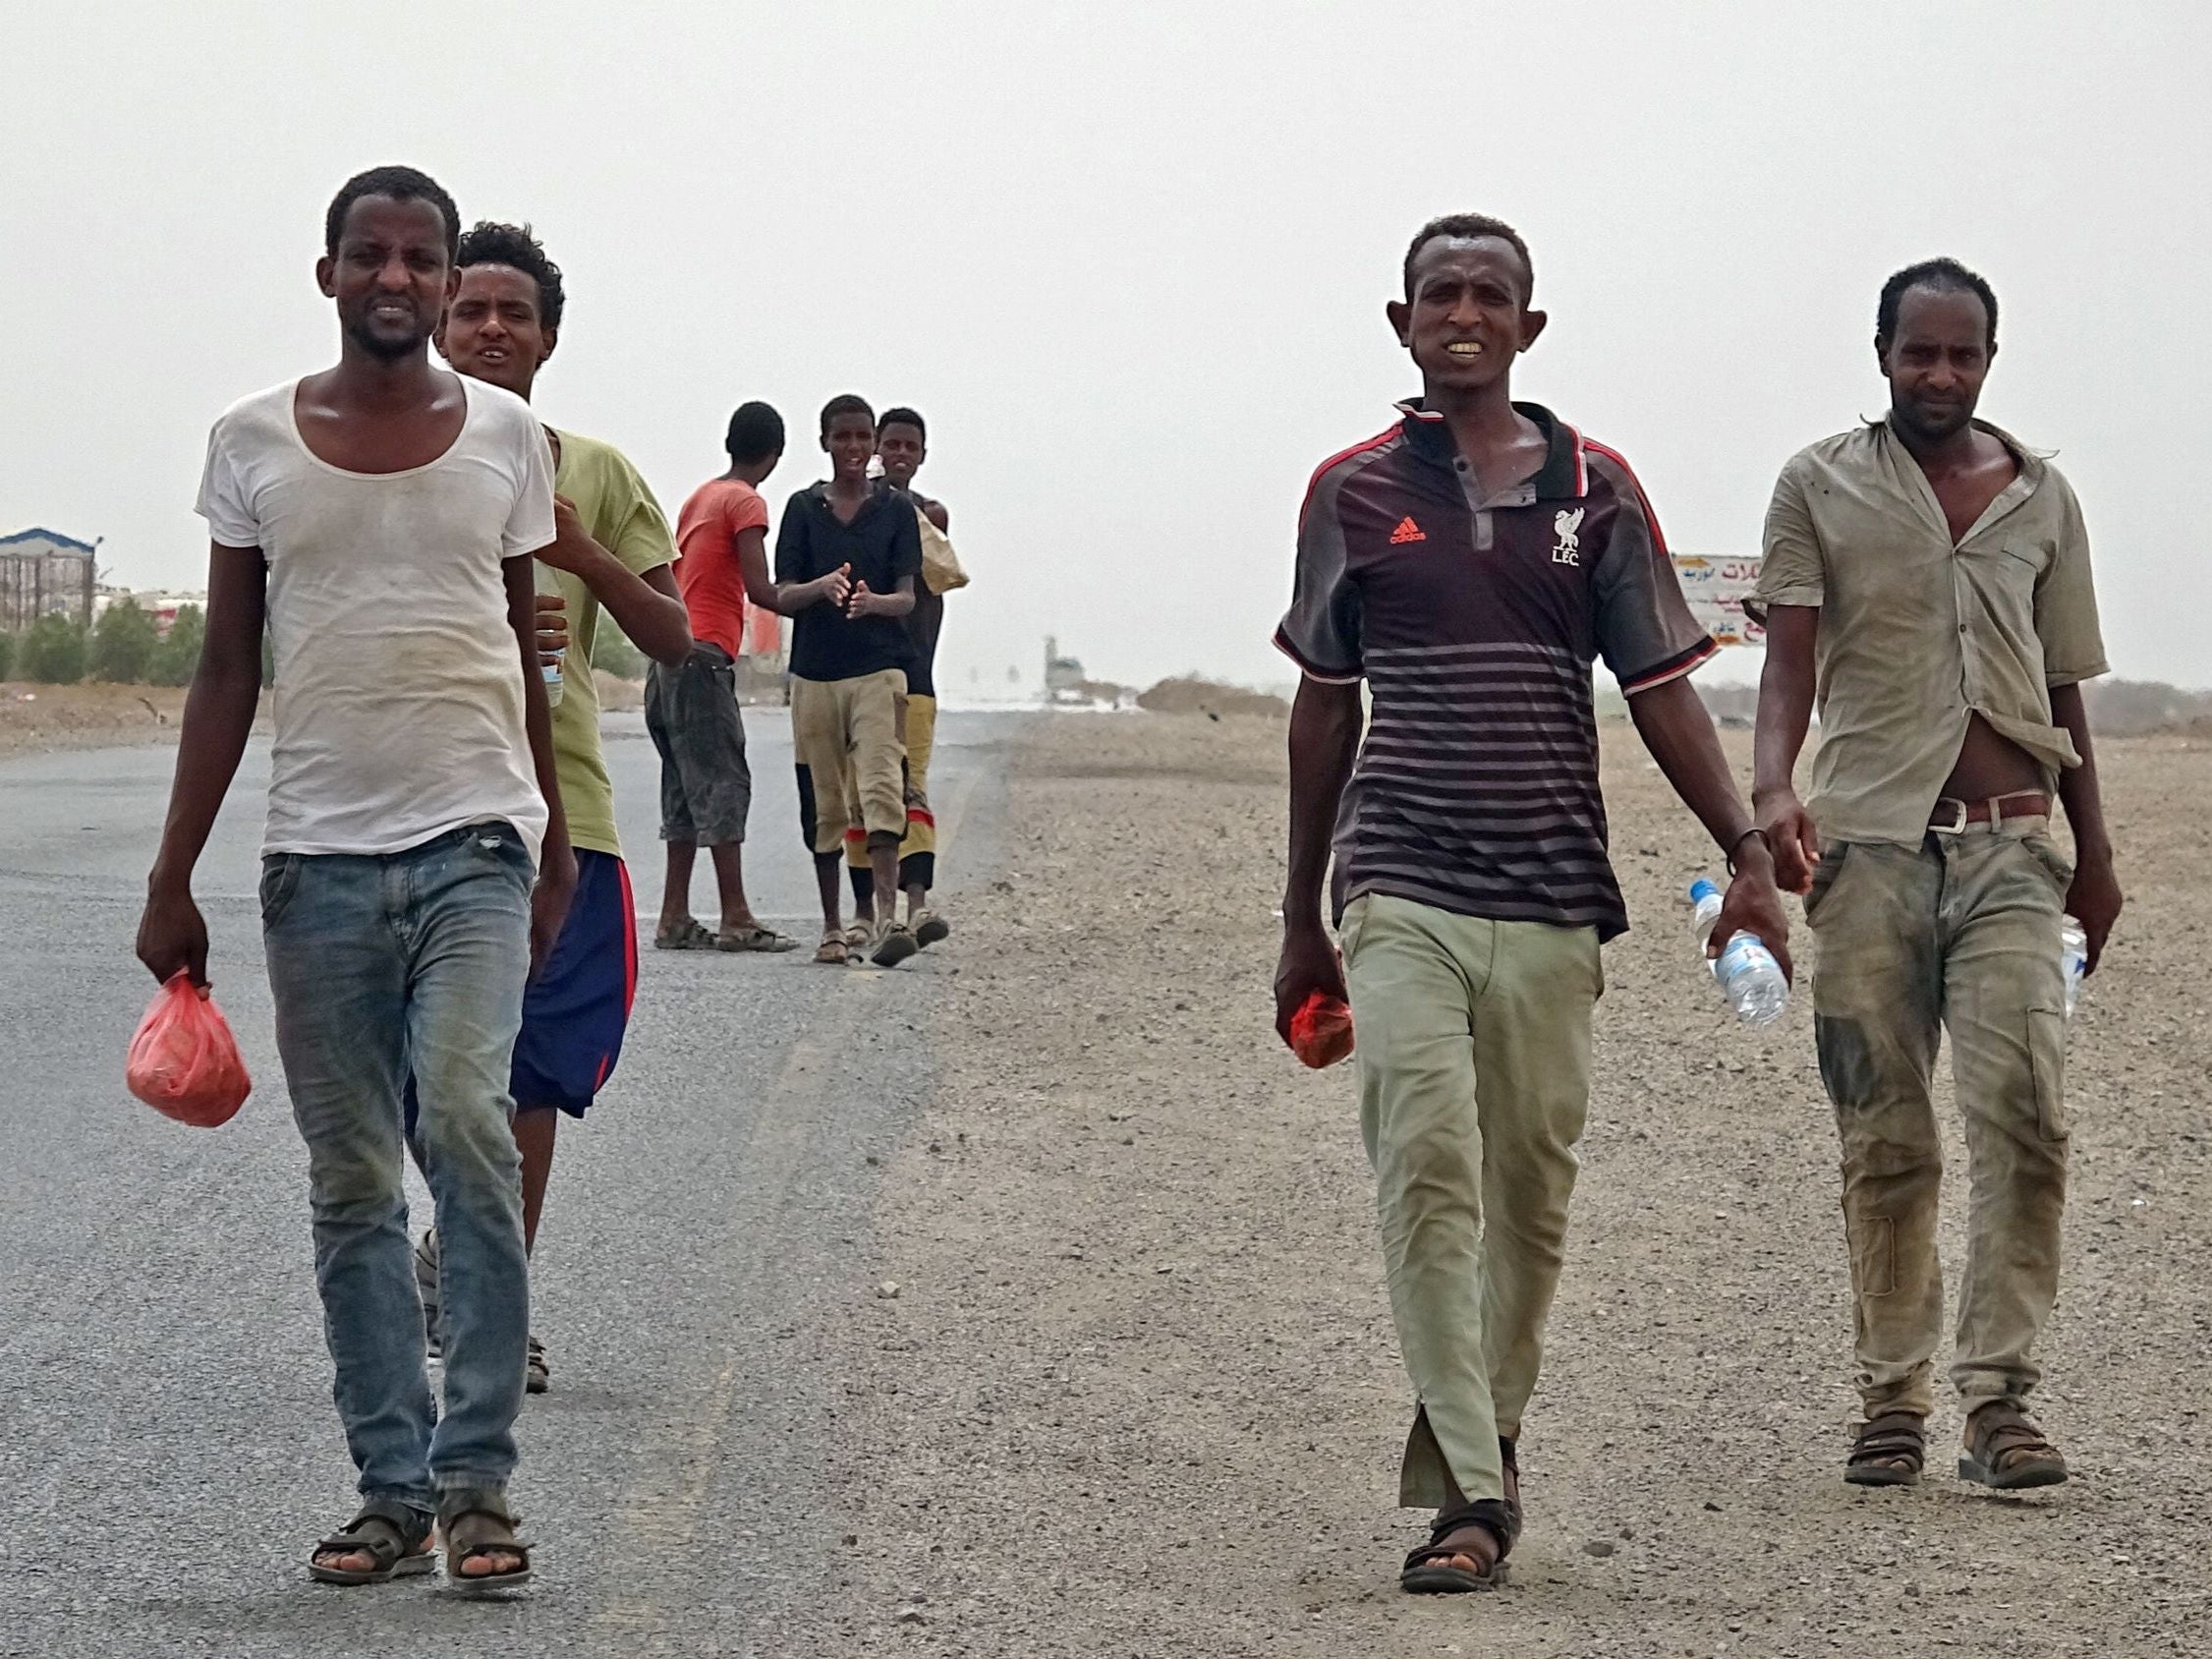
[1388,516,1427,544]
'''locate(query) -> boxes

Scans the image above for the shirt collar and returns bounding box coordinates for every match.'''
[1873,414,2048,487]
[1394,397,1588,499]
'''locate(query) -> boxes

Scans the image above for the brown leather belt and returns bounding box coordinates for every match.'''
[1929,791,2051,832]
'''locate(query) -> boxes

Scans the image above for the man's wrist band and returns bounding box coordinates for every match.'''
[1726,827,1773,877]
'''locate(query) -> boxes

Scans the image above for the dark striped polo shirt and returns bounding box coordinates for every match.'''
[1275,401,1716,941]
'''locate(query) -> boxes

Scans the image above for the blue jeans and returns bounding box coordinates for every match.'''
[261,823,535,1515]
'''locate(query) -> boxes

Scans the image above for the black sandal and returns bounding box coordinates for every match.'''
[309,1500,436,1585]
[1844,1411,1927,1487]
[1959,1403,2068,1490]
[1400,1498,1513,1594]
[1499,1435,1525,1542]
[438,1486,534,1593]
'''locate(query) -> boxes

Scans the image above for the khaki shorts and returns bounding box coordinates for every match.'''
[790,668,906,855]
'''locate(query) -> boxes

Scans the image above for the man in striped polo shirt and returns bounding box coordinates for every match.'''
[1274,213,1791,1595]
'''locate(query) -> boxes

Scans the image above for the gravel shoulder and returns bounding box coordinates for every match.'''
[833,711,2212,1658]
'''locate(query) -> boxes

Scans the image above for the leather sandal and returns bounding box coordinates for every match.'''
[309,1500,436,1585]
[1959,1402,2068,1490]
[1401,1498,1513,1594]
[438,1486,533,1593]
[1844,1411,1926,1487]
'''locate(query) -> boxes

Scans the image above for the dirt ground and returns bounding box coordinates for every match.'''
[828,711,2212,1658]
[0,682,191,754]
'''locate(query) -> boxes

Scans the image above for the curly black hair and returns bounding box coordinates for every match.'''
[877,406,927,442]
[1876,257,1997,352]
[726,401,785,464]
[820,392,875,435]
[453,220,566,330]
[1402,212,1533,305]
[324,165,459,259]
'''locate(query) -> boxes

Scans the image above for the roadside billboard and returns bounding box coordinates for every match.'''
[1673,555,1764,648]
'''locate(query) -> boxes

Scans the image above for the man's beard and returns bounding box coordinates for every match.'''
[344,311,431,362]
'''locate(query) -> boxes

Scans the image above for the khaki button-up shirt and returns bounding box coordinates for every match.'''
[1748,419,2107,846]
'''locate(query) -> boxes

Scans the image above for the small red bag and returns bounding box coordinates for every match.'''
[127,973,252,1127]
[1287,990,1356,1069]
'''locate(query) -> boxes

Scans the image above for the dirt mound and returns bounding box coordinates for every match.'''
[0,682,191,754]
[1135,674,1288,719]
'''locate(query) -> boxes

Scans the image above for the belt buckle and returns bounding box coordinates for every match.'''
[1931,797,1968,834]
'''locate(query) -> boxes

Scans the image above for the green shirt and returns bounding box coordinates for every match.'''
[546,429,678,857]
[1748,418,2108,846]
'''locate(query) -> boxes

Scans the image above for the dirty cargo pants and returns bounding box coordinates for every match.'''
[1807,818,2071,1421]
[1340,893,1600,1509]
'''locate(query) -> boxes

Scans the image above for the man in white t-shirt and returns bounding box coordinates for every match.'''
[135,166,572,1594]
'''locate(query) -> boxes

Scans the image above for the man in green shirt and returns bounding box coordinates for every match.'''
[423,220,693,1393]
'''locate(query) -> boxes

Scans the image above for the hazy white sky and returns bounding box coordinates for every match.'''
[7,2,2207,694]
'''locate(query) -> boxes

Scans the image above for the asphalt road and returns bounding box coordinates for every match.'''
[0,708,1008,1658]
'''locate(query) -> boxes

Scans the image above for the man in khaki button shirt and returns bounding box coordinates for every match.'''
[1750,257,2123,1494]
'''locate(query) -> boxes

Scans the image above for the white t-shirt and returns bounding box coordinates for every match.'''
[196,374,556,861]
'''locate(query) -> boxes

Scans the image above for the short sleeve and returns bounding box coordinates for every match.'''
[729,486,771,537]
[502,422,557,558]
[2036,473,2109,686]
[606,456,678,577]
[1589,458,1716,694]
[1745,458,1825,624]
[195,422,259,547]
[771,493,811,584]
[887,499,924,583]
[1273,477,1363,682]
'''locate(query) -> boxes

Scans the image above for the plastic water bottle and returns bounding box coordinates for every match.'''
[534,561,566,708]
[1688,879,1788,1027]
[2061,915,2087,1018]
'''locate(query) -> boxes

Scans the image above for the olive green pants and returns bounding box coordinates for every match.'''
[1807,818,2071,1420]
[1340,893,1601,1508]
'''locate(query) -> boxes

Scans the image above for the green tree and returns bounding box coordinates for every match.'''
[0,630,15,683]
[149,604,206,687]
[593,625,648,681]
[21,614,87,684]
[90,599,159,683]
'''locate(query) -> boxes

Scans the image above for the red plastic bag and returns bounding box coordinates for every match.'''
[1287,990,1355,1069]
[127,973,252,1127]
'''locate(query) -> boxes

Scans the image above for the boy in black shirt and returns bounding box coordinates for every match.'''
[774,393,922,965]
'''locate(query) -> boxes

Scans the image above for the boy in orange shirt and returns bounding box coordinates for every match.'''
[652,402,797,951]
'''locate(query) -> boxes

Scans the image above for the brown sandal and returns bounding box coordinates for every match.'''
[814,932,850,966]
[1844,1411,1926,1487]
[653,918,715,951]
[1400,1499,1512,1594]
[438,1487,533,1593]
[308,1501,436,1585]
[1959,1403,2067,1490]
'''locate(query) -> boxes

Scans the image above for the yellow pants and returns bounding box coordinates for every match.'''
[846,692,937,870]
[790,669,905,855]
[1340,892,1601,1508]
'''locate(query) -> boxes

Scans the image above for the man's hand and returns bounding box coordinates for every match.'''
[1708,847,1794,984]
[535,592,569,668]
[845,579,896,619]
[533,495,599,574]
[812,564,854,609]
[530,845,579,979]
[1754,787,1821,896]
[2065,851,2123,975]
[1274,921,1349,1046]
[138,879,210,988]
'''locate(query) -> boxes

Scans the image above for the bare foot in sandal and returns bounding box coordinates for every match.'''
[1960,1402,2067,1489]
[309,1505,436,1584]
[440,1490,533,1590]
[1844,1411,1926,1486]
[1400,1451,1518,1594]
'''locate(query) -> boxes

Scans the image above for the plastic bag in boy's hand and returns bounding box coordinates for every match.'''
[1287,990,1355,1069]
[127,973,252,1127]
